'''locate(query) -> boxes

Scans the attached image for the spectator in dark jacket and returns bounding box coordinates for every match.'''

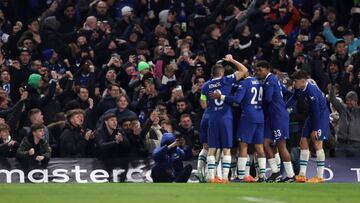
[16,124,51,173]
[94,112,130,159]
[60,109,94,157]
[151,133,193,183]
[0,123,18,157]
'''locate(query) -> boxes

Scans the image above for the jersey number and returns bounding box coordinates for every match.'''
[214,89,224,106]
[251,87,263,105]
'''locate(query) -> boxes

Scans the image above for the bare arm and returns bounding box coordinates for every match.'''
[223,54,248,81]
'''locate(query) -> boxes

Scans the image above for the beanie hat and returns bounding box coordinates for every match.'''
[28,74,42,89]
[138,61,150,72]
[42,49,54,61]
[346,91,358,102]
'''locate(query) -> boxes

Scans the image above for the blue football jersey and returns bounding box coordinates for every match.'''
[263,73,289,121]
[201,74,237,116]
[224,77,264,123]
[288,81,330,131]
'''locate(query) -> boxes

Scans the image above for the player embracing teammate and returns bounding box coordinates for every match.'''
[196,56,329,184]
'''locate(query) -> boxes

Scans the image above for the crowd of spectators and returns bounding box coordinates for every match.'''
[0,0,360,172]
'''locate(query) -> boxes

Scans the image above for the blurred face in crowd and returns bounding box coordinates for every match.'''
[1,71,10,83]
[145,81,156,94]
[33,128,45,140]
[106,69,117,82]
[176,101,187,113]
[30,111,44,125]
[23,39,34,50]
[125,65,136,76]
[78,88,89,101]
[300,18,311,31]
[0,129,10,141]
[296,55,305,65]
[0,97,8,109]
[19,51,31,64]
[195,66,204,77]
[314,35,324,45]
[31,60,42,71]
[329,63,339,74]
[196,77,205,88]
[344,34,354,45]
[335,42,347,56]
[64,6,75,19]
[109,85,121,98]
[172,88,184,101]
[152,111,160,125]
[70,113,84,127]
[0,88,6,97]
[211,27,221,39]
[28,20,39,32]
[180,116,192,130]
[346,98,358,109]
[105,117,118,131]
[293,79,307,90]
[117,96,128,110]
[255,67,269,80]
[327,11,336,23]
[161,121,173,133]
[122,120,132,133]
[85,16,98,30]
[242,25,251,37]
[77,36,87,46]
[96,1,108,16]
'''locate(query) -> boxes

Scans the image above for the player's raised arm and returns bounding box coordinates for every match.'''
[223,54,248,81]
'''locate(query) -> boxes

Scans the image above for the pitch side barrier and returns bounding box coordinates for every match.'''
[0,157,359,183]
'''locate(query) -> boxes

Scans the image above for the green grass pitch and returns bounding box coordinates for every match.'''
[1,183,359,203]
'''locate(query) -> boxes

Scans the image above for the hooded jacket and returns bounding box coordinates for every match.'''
[152,133,186,175]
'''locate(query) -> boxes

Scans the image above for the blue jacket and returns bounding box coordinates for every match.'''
[152,133,186,176]
[323,27,360,55]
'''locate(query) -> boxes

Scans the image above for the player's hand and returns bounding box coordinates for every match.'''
[223,54,234,63]
[310,131,318,142]
[210,91,221,100]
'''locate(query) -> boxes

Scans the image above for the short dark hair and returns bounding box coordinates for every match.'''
[291,70,309,80]
[255,60,271,69]
[180,114,191,121]
[211,64,224,77]
[28,108,41,119]
[0,123,10,132]
[116,94,130,103]
[194,76,205,84]
[108,83,121,91]
[175,98,187,105]
[205,24,219,36]
[31,123,45,133]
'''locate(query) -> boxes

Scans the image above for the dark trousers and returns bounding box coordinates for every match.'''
[151,164,193,183]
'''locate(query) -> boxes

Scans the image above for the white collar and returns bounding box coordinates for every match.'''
[265,73,272,80]
[212,77,222,81]
[302,82,309,92]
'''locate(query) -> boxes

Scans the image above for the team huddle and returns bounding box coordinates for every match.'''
[196,54,330,183]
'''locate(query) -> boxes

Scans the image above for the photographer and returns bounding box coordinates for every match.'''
[151,133,193,183]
